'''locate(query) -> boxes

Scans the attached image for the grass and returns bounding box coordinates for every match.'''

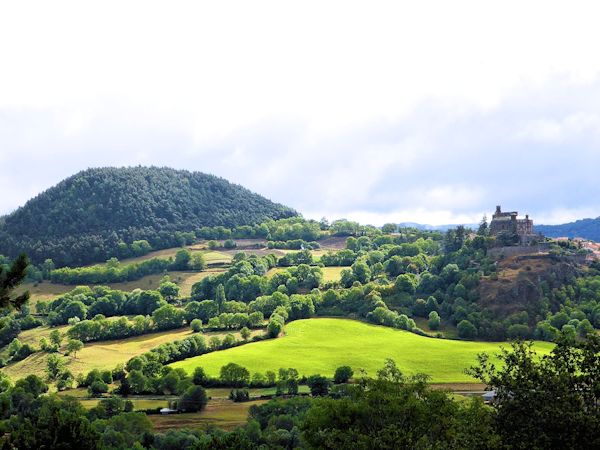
[321,266,345,282]
[148,398,267,431]
[266,266,345,283]
[171,318,554,383]
[3,327,264,380]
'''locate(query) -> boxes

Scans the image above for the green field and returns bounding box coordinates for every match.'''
[267,266,345,283]
[171,318,554,383]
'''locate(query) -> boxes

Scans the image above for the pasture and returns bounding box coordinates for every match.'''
[171,318,554,383]
[3,326,264,380]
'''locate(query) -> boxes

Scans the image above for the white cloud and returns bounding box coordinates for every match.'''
[2,1,600,224]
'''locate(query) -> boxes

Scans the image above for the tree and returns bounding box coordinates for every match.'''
[190,318,203,332]
[192,367,207,385]
[49,329,63,348]
[41,258,56,279]
[428,311,441,330]
[224,239,237,249]
[0,253,30,309]
[159,281,180,302]
[189,253,206,271]
[3,396,100,449]
[178,385,208,412]
[88,379,109,396]
[395,273,418,295]
[334,366,354,384]
[215,284,226,311]
[240,326,251,341]
[66,339,84,358]
[307,374,331,396]
[220,362,250,387]
[173,248,192,270]
[267,314,284,338]
[469,337,600,449]
[382,223,397,234]
[46,353,65,381]
[477,215,489,236]
[457,319,477,339]
[152,304,185,330]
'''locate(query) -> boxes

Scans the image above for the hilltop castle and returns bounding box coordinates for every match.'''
[489,205,537,245]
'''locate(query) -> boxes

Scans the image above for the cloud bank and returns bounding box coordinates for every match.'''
[1,1,600,225]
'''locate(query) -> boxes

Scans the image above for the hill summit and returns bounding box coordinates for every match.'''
[0,166,296,266]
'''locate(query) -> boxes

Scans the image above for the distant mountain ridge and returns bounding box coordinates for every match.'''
[535,217,600,242]
[0,166,296,266]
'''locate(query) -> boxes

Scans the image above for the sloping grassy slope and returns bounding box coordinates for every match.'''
[171,318,554,383]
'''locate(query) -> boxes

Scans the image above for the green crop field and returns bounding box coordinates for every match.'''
[171,318,554,383]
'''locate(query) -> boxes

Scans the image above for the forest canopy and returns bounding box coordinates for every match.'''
[0,167,296,266]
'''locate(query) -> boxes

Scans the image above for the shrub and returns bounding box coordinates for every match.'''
[190,319,203,333]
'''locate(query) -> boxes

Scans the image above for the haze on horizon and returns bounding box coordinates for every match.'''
[2,1,600,226]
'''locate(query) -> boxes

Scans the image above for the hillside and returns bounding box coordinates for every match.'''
[171,318,553,382]
[536,217,600,242]
[0,167,296,266]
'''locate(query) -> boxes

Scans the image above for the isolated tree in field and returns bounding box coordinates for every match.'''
[220,362,250,387]
[334,366,353,384]
[0,254,30,310]
[428,311,441,330]
[66,339,83,358]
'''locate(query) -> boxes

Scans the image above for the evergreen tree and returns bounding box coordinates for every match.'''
[0,254,30,309]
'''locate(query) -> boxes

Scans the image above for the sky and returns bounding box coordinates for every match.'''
[2,1,600,225]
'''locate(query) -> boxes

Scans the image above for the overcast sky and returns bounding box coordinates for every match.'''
[2,1,600,225]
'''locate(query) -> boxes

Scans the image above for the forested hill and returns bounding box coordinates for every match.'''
[0,166,296,266]
[536,217,600,242]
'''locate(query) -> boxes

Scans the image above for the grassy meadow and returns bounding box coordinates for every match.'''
[3,327,264,380]
[267,266,345,283]
[171,318,554,383]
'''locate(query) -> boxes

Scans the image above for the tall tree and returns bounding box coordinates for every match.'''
[0,254,30,309]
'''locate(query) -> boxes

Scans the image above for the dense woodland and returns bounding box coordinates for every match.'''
[0,167,296,266]
[1,171,600,448]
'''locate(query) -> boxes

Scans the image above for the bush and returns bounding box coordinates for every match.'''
[190,319,203,333]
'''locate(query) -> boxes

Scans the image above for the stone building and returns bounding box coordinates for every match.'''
[489,205,537,244]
